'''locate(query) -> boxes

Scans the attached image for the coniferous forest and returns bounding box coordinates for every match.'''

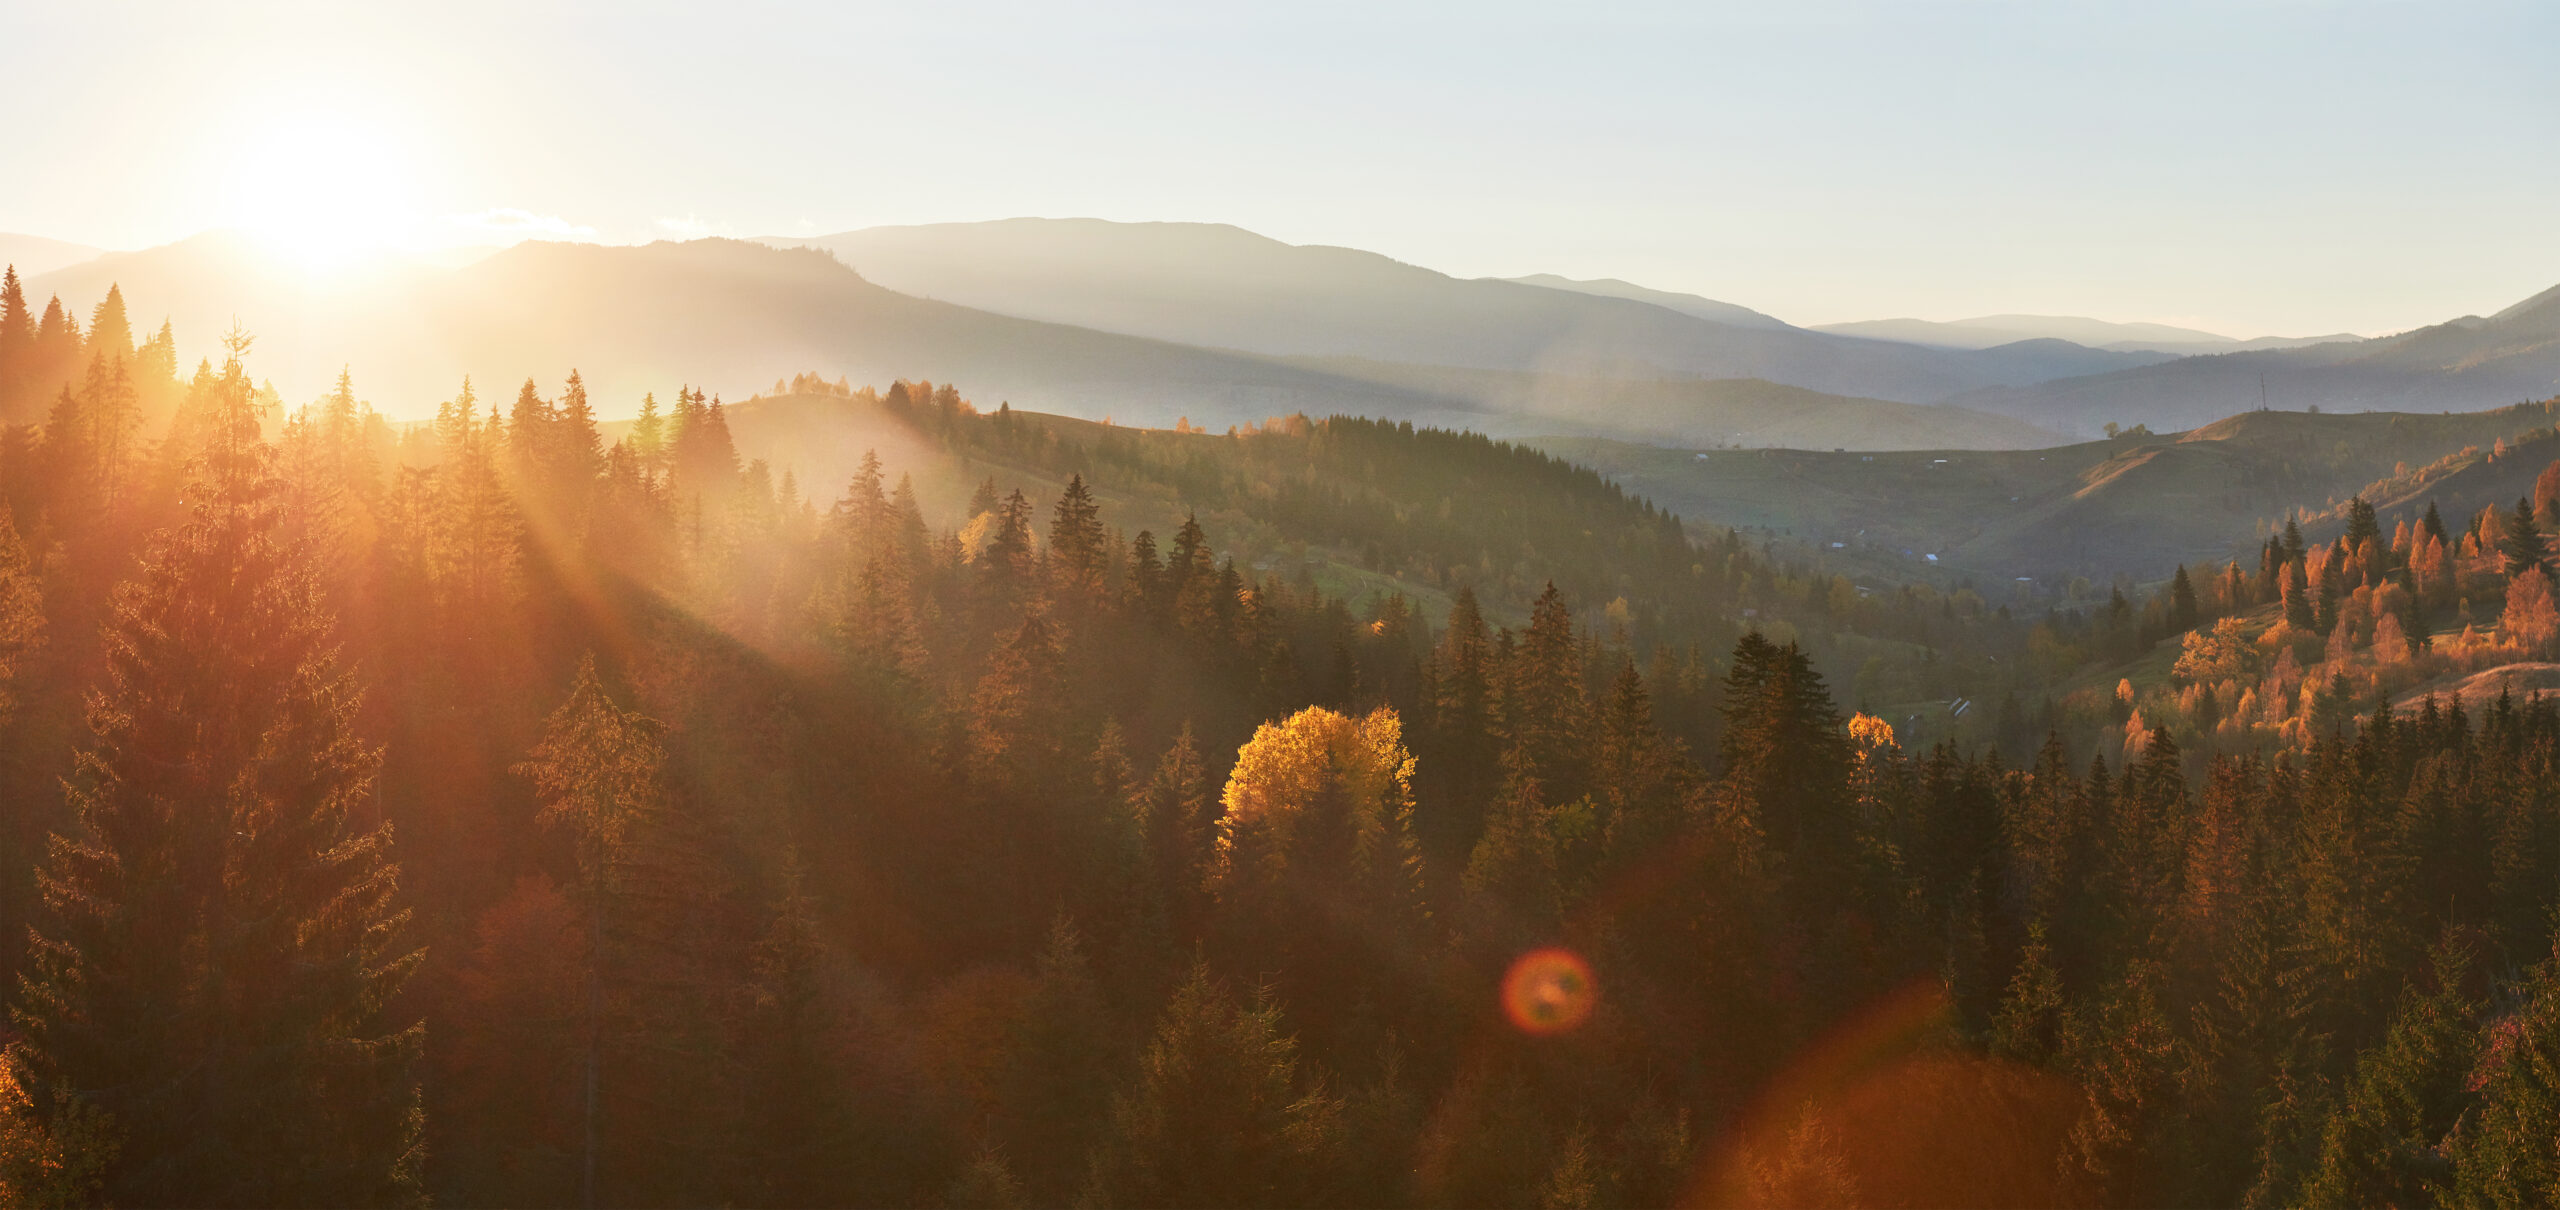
[17,274,2560,1210]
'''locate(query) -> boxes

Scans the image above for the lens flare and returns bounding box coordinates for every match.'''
[1501,947,1596,1035]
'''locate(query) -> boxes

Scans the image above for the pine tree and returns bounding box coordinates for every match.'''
[2502,496,2549,577]
[30,297,78,401]
[1462,745,1561,932]
[556,370,603,488]
[1082,961,1344,1208]
[83,286,131,369]
[2447,944,2560,1207]
[1047,473,1106,594]
[1423,585,1498,867]
[2168,564,2199,633]
[517,654,668,1210]
[629,393,668,480]
[13,336,424,1206]
[992,918,1115,1202]
[0,505,43,728]
[1990,923,2068,1065]
[0,266,30,410]
[1141,726,1219,942]
[1718,634,1851,892]
[2343,496,2380,551]
[1504,583,1588,805]
[2299,937,2479,1209]
[738,850,861,1208]
[1592,661,1683,884]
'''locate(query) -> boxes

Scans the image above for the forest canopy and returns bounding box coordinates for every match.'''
[7,284,2560,1207]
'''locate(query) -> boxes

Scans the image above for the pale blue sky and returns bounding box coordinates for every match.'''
[3,0,2553,336]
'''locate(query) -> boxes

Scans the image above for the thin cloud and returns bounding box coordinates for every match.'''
[655,214,733,240]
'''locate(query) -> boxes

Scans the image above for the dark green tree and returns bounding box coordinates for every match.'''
[2503,496,2549,577]
[2300,938,2480,1209]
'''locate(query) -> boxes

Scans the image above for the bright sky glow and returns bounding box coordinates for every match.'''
[219,106,426,274]
[3,1,2555,337]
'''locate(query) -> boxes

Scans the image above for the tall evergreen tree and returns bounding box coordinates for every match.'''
[0,505,41,728]
[2168,564,2199,633]
[13,337,424,1206]
[517,654,670,1210]
[2299,938,2480,1209]
[0,266,30,407]
[2503,496,2549,578]
[1047,473,1106,594]
[84,285,132,369]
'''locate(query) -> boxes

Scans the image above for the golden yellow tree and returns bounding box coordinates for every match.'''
[2501,569,2560,653]
[1215,706,1427,1036]
[1219,705,1420,902]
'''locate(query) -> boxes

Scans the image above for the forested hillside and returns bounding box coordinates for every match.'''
[10,300,2560,1207]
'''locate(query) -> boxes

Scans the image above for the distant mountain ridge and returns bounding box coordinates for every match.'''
[759,218,2169,403]
[1497,274,1790,330]
[1815,313,2361,355]
[22,219,2557,454]
[19,233,2054,450]
[0,233,104,280]
[1951,284,2560,435]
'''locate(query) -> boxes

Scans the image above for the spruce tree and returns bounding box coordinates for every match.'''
[738,851,861,1208]
[1422,586,1497,866]
[2299,938,2479,1209]
[2502,496,2549,577]
[0,266,29,408]
[1047,473,1106,593]
[1082,961,1343,1208]
[2447,945,2560,1207]
[2168,564,2199,633]
[0,505,43,728]
[1140,726,1218,942]
[13,337,424,1207]
[2343,496,2380,551]
[517,654,670,1210]
[1503,583,1587,804]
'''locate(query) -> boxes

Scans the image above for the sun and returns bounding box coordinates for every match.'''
[222,111,420,275]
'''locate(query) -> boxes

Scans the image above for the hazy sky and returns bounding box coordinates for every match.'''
[3,0,2553,337]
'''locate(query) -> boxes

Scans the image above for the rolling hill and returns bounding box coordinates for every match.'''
[759,218,2169,402]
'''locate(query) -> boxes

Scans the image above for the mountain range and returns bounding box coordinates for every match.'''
[6,217,2557,448]
[762,219,2169,402]
[0,233,100,280]
[11,229,2056,449]
[1813,314,2360,356]
[1949,284,2560,434]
